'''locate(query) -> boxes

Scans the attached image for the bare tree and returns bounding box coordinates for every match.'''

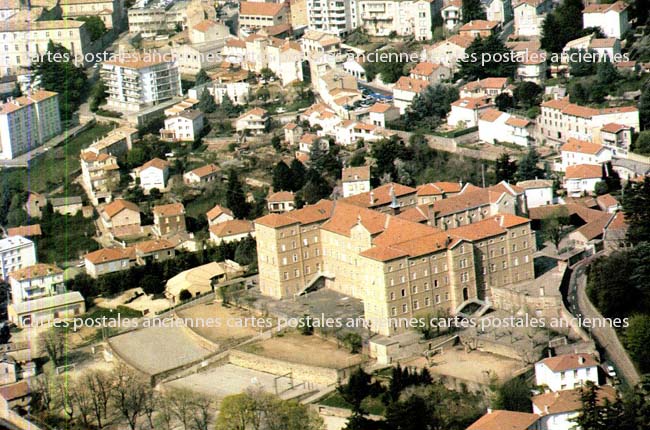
[55,375,75,420]
[81,370,113,428]
[141,385,158,430]
[111,364,149,430]
[31,370,55,412]
[166,388,197,430]
[190,395,214,430]
[68,382,93,428]
[38,328,66,366]
[154,394,176,430]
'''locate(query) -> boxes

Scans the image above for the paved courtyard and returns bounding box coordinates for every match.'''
[109,325,213,375]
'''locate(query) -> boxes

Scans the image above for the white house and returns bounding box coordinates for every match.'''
[440,0,462,30]
[560,138,612,172]
[598,123,633,157]
[447,97,495,128]
[300,103,342,134]
[135,158,170,192]
[236,108,269,135]
[422,34,474,72]
[267,191,295,213]
[8,263,64,304]
[184,164,220,185]
[0,236,36,280]
[206,204,234,226]
[460,77,510,100]
[516,179,554,209]
[564,164,603,197]
[532,386,616,430]
[367,103,400,128]
[517,52,548,84]
[513,0,552,38]
[161,110,204,142]
[583,1,629,40]
[409,61,451,84]
[209,220,255,244]
[534,353,600,392]
[84,247,135,278]
[483,0,512,25]
[342,166,371,198]
[467,410,541,430]
[393,77,429,114]
[478,108,534,147]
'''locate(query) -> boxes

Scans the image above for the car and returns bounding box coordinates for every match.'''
[276,107,286,113]
[606,364,616,376]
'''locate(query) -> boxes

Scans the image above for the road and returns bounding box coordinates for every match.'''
[565,257,641,387]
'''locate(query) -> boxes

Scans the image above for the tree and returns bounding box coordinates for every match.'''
[33,41,88,121]
[298,314,314,336]
[633,131,650,155]
[234,236,257,266]
[89,79,107,112]
[179,289,192,301]
[462,0,487,23]
[349,151,366,167]
[459,35,517,80]
[622,177,650,244]
[339,332,362,353]
[404,84,459,131]
[299,169,332,204]
[77,16,106,41]
[111,364,151,430]
[625,314,650,373]
[515,147,543,182]
[495,93,514,111]
[540,0,585,53]
[271,135,282,152]
[39,328,66,366]
[597,61,619,85]
[226,169,251,219]
[198,88,217,113]
[570,82,589,105]
[272,161,293,192]
[364,49,408,83]
[541,206,570,250]
[492,377,531,412]
[639,84,650,130]
[495,154,517,183]
[338,368,374,414]
[219,94,241,117]
[289,159,307,190]
[513,82,543,110]
[195,69,210,86]
[386,394,436,430]
[370,135,405,181]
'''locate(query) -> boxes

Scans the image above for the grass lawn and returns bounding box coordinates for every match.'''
[5,123,115,193]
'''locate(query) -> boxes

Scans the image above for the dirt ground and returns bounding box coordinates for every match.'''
[176,301,267,344]
[242,332,365,369]
[403,346,523,385]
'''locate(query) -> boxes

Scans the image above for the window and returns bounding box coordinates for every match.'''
[391,307,397,316]
[401,289,406,297]
[412,285,418,293]
[413,300,419,310]
[402,304,408,313]
[435,294,441,304]
[390,292,395,300]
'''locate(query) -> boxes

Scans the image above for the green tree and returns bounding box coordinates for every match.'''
[386,394,436,430]
[633,131,650,155]
[570,82,589,105]
[459,35,518,80]
[639,83,650,130]
[495,154,517,183]
[349,151,366,167]
[289,159,307,191]
[219,94,241,117]
[89,79,107,112]
[405,84,459,131]
[226,169,251,219]
[626,314,650,373]
[622,177,650,244]
[271,135,282,152]
[33,41,88,121]
[597,60,619,85]
[513,81,543,110]
[195,69,210,86]
[540,206,571,250]
[495,92,514,111]
[364,49,409,83]
[515,147,543,181]
[299,170,332,204]
[198,88,217,113]
[370,136,405,181]
[574,382,601,430]
[234,236,257,266]
[492,377,531,412]
[462,0,487,23]
[540,0,585,53]
[338,368,374,414]
[298,314,314,336]
[272,161,293,192]
[77,16,107,41]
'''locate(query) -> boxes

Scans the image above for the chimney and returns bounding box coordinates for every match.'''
[544,405,550,414]
[578,356,585,365]
[486,408,493,414]
[369,191,375,206]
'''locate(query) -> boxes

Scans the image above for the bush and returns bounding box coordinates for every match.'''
[179,289,192,302]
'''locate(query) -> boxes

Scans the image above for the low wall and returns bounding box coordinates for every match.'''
[229,349,359,386]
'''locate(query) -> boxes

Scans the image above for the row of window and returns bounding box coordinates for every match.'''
[390,293,450,315]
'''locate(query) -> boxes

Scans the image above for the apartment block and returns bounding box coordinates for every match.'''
[60,0,123,31]
[101,55,182,112]
[0,90,61,160]
[8,263,64,304]
[358,0,437,41]
[307,0,358,37]
[0,236,37,280]
[80,151,120,204]
[254,182,535,336]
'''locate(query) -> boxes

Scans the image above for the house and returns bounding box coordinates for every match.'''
[164,260,245,304]
[513,0,552,38]
[460,78,510,100]
[598,123,633,157]
[239,1,289,31]
[535,353,600,392]
[160,110,204,142]
[0,236,36,280]
[236,108,269,135]
[466,409,541,430]
[134,239,176,265]
[367,103,400,128]
[342,166,371,198]
[0,355,17,385]
[300,103,341,134]
[0,380,31,409]
[301,30,342,61]
[532,386,616,430]
[184,164,220,185]
[7,291,85,328]
[409,62,451,84]
[50,196,83,216]
[516,179,554,208]
[516,51,548,84]
[135,158,170,192]
[267,191,295,213]
[448,97,495,128]
[559,139,612,172]
[564,164,603,197]
[566,212,614,250]
[483,0,513,24]
[596,193,619,213]
[209,219,255,244]
[393,77,430,114]
[7,225,42,238]
[440,0,462,30]
[100,199,142,238]
[422,35,474,72]
[334,121,391,147]
[24,192,46,218]
[478,109,534,147]
[603,211,629,251]
[84,247,136,278]
[416,182,462,205]
[207,205,234,226]
[80,151,120,205]
[583,1,629,39]
[357,0,436,40]
[458,20,500,39]
[153,203,186,236]
[8,263,64,304]
[284,122,303,146]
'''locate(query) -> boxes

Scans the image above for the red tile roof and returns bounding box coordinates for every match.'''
[7,224,42,237]
[103,199,140,218]
[210,219,255,237]
[467,410,540,430]
[532,386,616,416]
[565,164,603,179]
[153,203,185,216]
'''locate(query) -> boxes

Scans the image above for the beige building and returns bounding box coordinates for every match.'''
[100,199,142,238]
[60,0,123,31]
[134,238,176,264]
[289,0,308,27]
[207,204,234,226]
[209,219,255,244]
[239,1,289,31]
[80,151,120,205]
[183,163,220,185]
[84,247,135,278]
[236,107,269,135]
[8,291,85,328]
[152,203,186,236]
[254,185,535,336]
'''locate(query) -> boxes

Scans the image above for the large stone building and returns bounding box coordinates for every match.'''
[60,0,124,31]
[254,182,535,336]
[0,90,61,160]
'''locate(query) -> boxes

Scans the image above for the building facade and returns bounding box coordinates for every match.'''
[0,236,36,281]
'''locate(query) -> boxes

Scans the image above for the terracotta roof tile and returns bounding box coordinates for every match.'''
[85,247,134,264]
[188,164,219,178]
[467,410,540,430]
[135,239,175,254]
[540,353,599,372]
[240,1,285,16]
[565,164,603,179]
[342,166,370,181]
[210,219,255,237]
[103,199,140,218]
[268,191,295,202]
[207,205,233,221]
[532,386,616,416]
[153,203,184,216]
[7,224,42,237]
[9,263,62,281]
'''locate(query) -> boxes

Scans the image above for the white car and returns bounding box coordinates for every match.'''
[606,364,616,377]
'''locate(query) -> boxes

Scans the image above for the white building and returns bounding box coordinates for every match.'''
[342,166,371,198]
[516,53,547,85]
[367,103,400,128]
[564,164,603,197]
[440,0,462,30]
[307,0,358,36]
[534,353,600,392]
[161,110,204,142]
[134,158,170,192]
[532,386,616,430]
[559,138,612,172]
[513,0,552,38]
[101,55,182,112]
[460,77,510,100]
[358,0,437,40]
[583,1,629,40]
[393,77,429,114]
[409,61,451,84]
[421,35,474,72]
[0,91,61,160]
[516,180,554,209]
[447,97,495,128]
[8,263,64,304]
[0,236,37,280]
[84,247,134,278]
[236,107,269,135]
[207,204,234,226]
[301,30,342,61]
[478,109,534,147]
[335,121,390,146]
[267,191,296,213]
[483,0,512,25]
[209,220,255,244]
[300,103,342,133]
[598,123,633,157]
